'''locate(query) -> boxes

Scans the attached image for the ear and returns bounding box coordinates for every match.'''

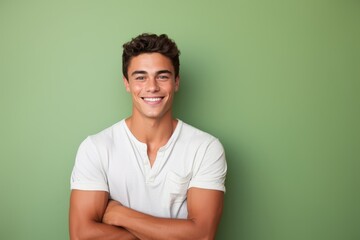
[175,76,180,92]
[123,76,130,92]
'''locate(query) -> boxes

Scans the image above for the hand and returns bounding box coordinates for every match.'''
[102,200,122,226]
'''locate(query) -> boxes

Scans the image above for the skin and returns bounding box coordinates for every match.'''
[69,190,138,240]
[69,53,224,240]
[123,53,180,165]
[102,188,224,240]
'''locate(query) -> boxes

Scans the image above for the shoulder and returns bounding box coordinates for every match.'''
[178,120,223,149]
[179,120,218,141]
[81,120,125,150]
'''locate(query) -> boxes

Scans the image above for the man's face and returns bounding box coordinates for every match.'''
[124,53,179,120]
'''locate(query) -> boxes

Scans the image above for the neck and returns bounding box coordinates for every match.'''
[125,114,177,146]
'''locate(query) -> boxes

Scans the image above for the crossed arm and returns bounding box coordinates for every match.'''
[69,188,224,240]
[69,190,138,240]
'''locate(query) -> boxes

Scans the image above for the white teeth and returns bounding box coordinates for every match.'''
[143,97,162,102]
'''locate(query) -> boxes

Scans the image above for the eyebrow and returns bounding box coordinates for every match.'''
[131,70,173,76]
[156,70,173,75]
[131,70,147,76]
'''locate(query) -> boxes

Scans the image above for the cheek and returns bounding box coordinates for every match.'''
[130,84,143,94]
[162,83,176,92]
[169,86,177,95]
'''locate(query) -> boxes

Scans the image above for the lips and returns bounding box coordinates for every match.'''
[142,97,163,102]
[141,97,164,104]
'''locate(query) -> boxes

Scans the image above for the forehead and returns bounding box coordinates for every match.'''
[128,53,174,73]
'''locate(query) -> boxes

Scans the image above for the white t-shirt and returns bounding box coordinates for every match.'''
[71,119,227,219]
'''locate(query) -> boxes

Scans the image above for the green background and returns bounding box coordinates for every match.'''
[1,0,359,239]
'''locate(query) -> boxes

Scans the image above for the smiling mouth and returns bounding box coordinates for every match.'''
[142,97,164,102]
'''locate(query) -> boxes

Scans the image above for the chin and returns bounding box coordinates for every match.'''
[143,111,169,119]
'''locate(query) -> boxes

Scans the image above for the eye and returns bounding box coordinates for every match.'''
[135,76,146,80]
[157,75,170,80]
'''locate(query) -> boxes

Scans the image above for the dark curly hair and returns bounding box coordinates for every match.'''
[122,33,180,80]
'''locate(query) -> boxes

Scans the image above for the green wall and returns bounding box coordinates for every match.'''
[1,1,359,239]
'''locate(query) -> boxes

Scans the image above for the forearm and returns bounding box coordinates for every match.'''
[104,206,210,240]
[70,220,138,240]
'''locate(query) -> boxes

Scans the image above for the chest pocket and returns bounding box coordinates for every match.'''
[164,171,192,204]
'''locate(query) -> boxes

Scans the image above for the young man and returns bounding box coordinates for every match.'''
[69,33,227,240]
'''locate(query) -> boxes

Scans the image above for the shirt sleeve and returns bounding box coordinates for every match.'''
[70,136,109,191]
[188,138,227,192]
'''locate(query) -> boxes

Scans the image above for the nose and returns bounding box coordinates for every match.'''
[146,77,160,92]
